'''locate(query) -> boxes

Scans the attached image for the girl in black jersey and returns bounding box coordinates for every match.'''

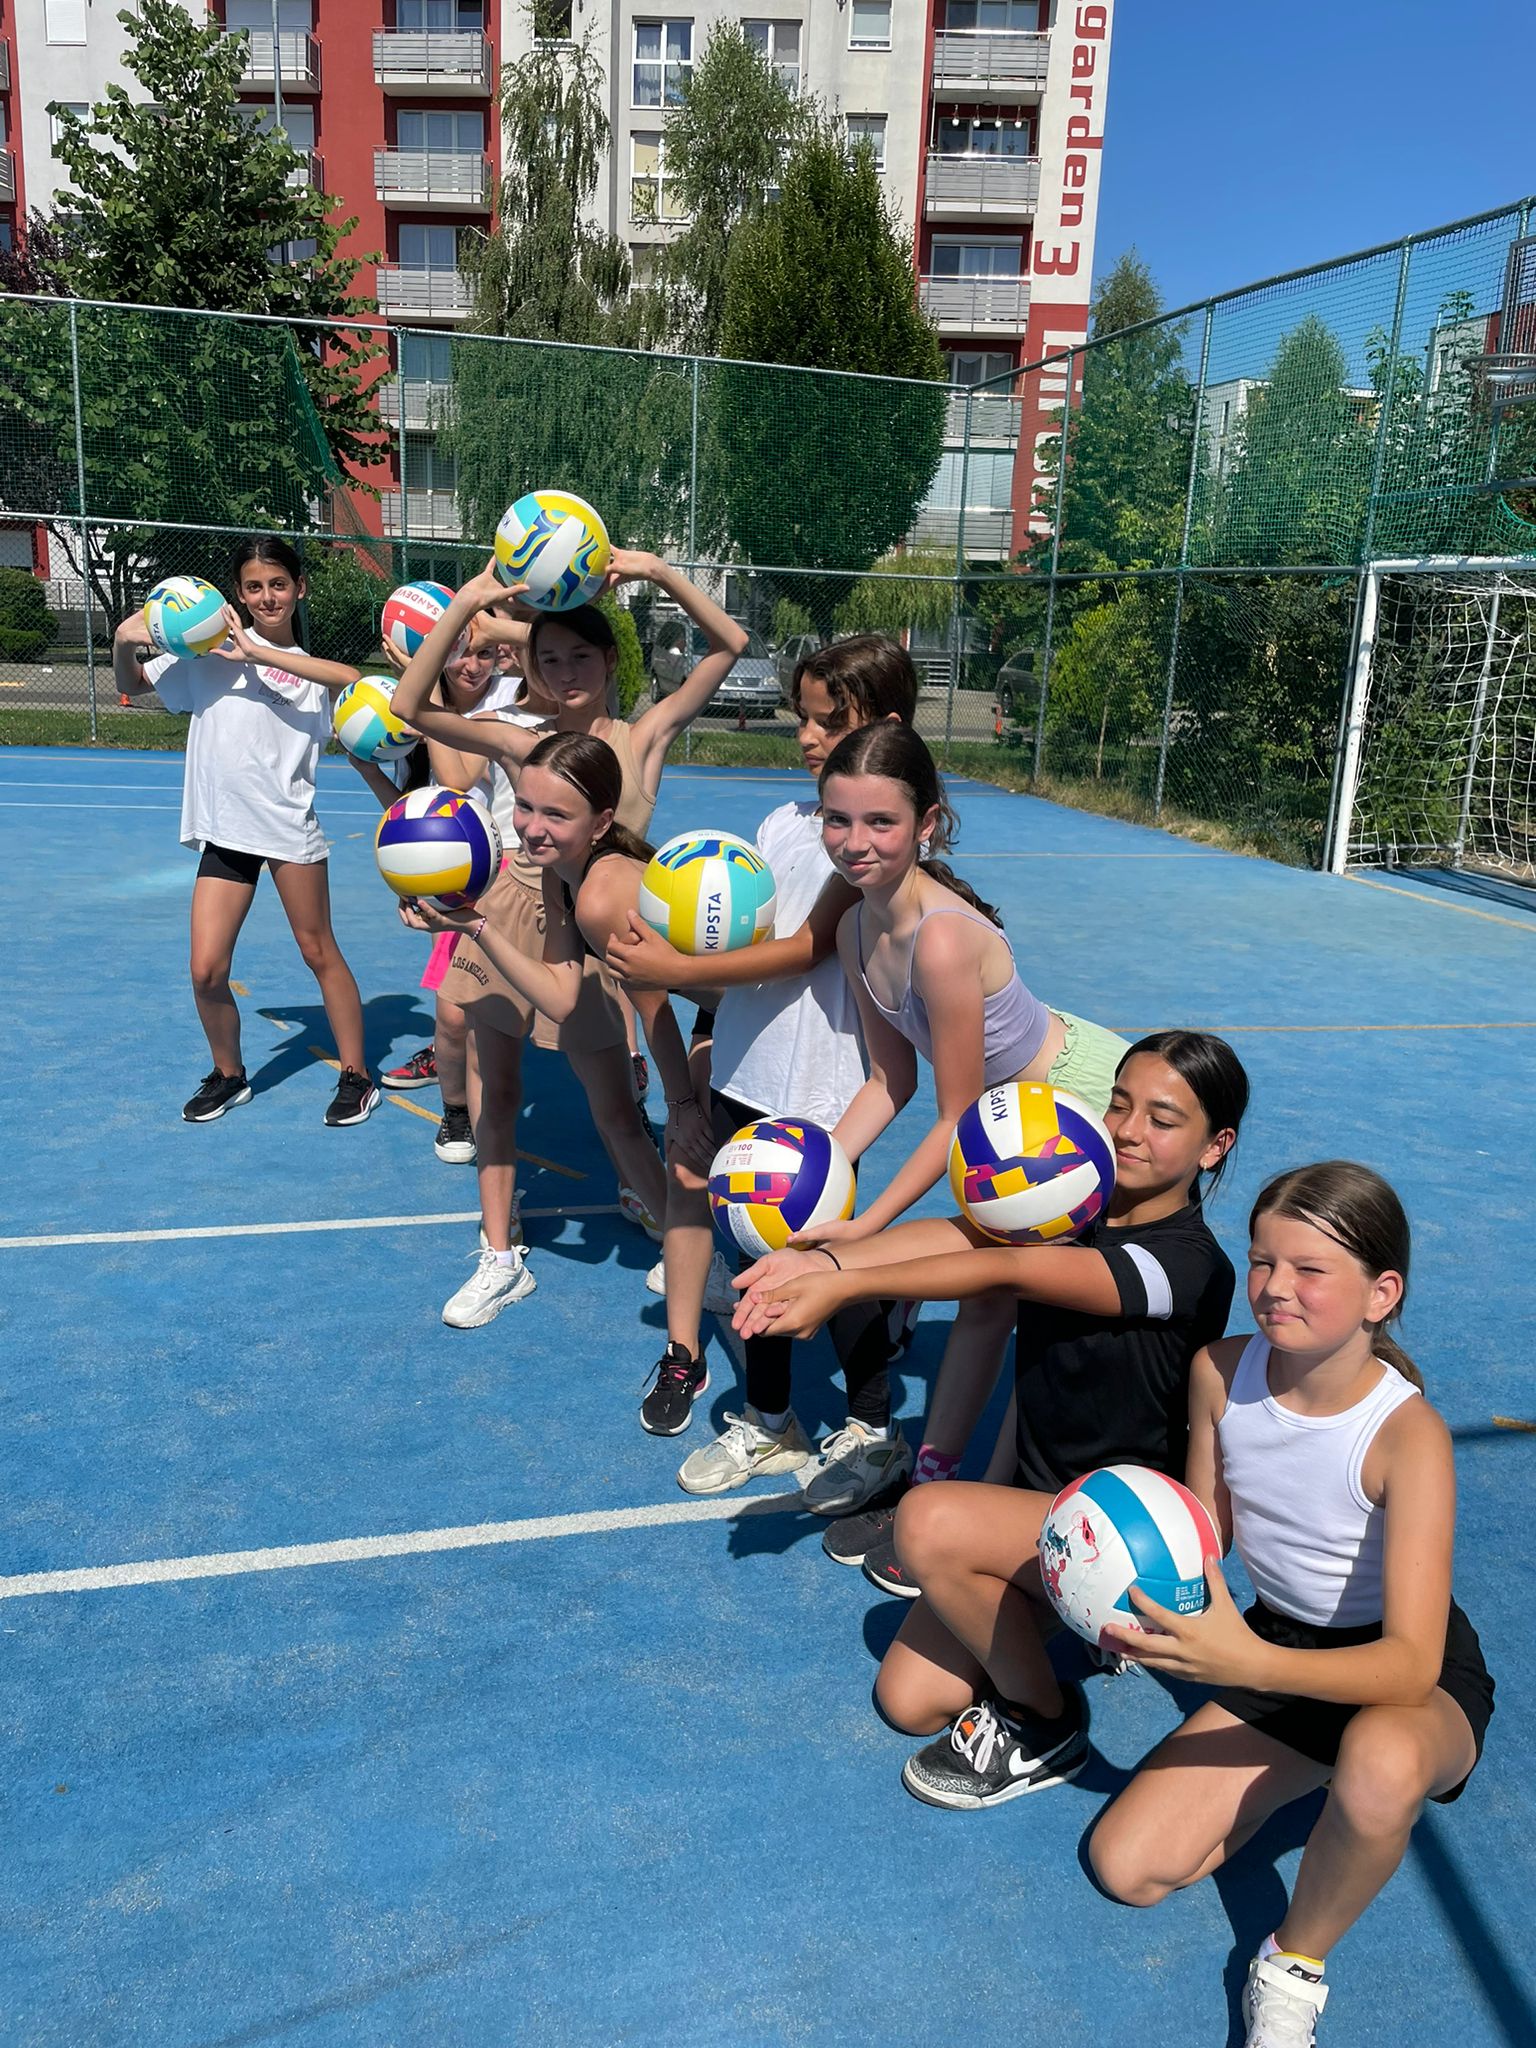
[732,1031,1250,1810]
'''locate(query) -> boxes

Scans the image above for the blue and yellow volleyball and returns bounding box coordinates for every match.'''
[708,1117,856,1259]
[638,830,777,957]
[948,1083,1115,1245]
[143,575,228,659]
[333,675,418,765]
[374,785,503,913]
[492,489,611,610]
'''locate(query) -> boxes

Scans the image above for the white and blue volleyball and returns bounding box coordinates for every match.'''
[332,675,417,765]
[381,579,455,660]
[492,489,611,610]
[143,575,228,658]
[1039,1465,1222,1649]
[708,1118,856,1259]
[374,785,502,913]
[638,830,777,957]
[948,1082,1114,1245]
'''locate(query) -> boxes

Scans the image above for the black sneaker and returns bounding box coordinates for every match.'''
[821,1496,903,1567]
[434,1104,476,1163]
[381,1044,436,1090]
[901,1690,1088,1810]
[861,1533,923,1600]
[324,1067,380,1127]
[640,1342,709,1436]
[182,1068,252,1123]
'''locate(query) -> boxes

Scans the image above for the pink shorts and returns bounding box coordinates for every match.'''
[421,930,457,991]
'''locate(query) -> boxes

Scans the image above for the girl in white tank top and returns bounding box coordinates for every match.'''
[1089,1163,1492,2048]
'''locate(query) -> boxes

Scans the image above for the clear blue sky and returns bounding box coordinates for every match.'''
[1095,0,1536,315]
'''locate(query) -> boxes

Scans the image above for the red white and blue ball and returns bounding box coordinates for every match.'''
[143,575,228,659]
[332,675,417,765]
[949,1082,1114,1245]
[708,1118,856,1259]
[374,785,502,913]
[639,830,777,957]
[381,580,455,660]
[493,489,611,611]
[1039,1465,1222,1649]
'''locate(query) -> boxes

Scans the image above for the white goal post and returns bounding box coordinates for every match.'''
[1327,556,1536,879]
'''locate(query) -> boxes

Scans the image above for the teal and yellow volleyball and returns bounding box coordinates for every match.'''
[492,489,611,611]
[638,830,776,957]
[333,675,418,765]
[143,575,228,659]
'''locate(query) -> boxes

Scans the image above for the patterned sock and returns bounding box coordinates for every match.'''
[912,1444,960,1485]
[1259,1934,1325,1979]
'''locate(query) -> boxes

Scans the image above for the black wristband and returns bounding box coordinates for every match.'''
[817,1247,842,1272]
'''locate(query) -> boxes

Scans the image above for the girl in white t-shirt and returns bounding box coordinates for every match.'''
[113,538,376,1128]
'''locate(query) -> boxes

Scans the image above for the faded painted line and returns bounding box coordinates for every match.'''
[956,851,1218,861]
[1492,1416,1536,1433]
[1112,1022,1536,1036]
[229,979,250,996]
[305,1047,584,1179]
[1346,873,1536,936]
[0,1206,621,1251]
[0,1492,806,1602]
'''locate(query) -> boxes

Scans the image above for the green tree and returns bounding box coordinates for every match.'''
[834,547,956,639]
[0,566,59,660]
[1043,593,1162,782]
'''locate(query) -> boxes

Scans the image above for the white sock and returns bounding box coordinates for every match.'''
[492,1248,518,1267]
[851,1418,889,1440]
[1259,1934,1324,1978]
[756,1407,791,1435]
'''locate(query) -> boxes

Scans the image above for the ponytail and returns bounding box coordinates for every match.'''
[820,722,1002,927]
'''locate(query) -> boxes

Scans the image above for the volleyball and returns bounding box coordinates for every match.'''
[332,675,417,765]
[492,489,611,610]
[948,1083,1115,1245]
[381,579,456,660]
[638,831,777,957]
[374,785,503,912]
[1039,1465,1222,1649]
[142,576,228,659]
[708,1117,856,1259]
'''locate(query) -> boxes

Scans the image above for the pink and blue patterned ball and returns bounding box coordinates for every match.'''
[1039,1465,1222,1649]
[381,580,456,660]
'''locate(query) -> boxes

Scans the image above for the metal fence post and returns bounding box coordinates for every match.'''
[1453,583,1503,864]
[1359,238,1413,567]
[1033,348,1072,784]
[1154,302,1214,818]
[68,303,98,740]
[945,381,973,765]
[685,356,699,759]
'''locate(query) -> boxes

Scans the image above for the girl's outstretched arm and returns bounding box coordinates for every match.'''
[410,871,584,1019]
[604,872,856,993]
[216,609,361,695]
[620,553,749,788]
[390,565,539,774]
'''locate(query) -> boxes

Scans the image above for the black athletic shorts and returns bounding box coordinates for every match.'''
[690,1003,718,1043]
[1214,1596,1494,1802]
[198,842,267,887]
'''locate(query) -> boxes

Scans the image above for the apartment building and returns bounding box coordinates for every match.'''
[0,1,1114,562]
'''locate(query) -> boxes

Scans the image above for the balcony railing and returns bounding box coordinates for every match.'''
[932,28,1050,95]
[945,391,1022,444]
[0,148,12,205]
[376,267,475,321]
[286,151,324,190]
[925,153,1040,219]
[378,377,456,432]
[374,149,490,209]
[919,275,1030,334]
[372,29,492,95]
[227,29,321,92]
[382,489,462,540]
[908,505,1013,559]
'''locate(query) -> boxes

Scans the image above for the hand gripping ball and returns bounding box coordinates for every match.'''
[1039,1464,1223,1649]
[949,1082,1115,1245]
[142,576,229,659]
[638,831,777,957]
[707,1117,856,1259]
[374,785,503,913]
[492,490,611,611]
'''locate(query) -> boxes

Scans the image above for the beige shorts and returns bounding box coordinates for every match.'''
[439,866,627,1055]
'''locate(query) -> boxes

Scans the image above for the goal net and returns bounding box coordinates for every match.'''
[1328,558,1536,882]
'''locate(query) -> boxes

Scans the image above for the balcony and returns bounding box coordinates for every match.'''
[945,391,1021,444]
[908,505,1013,560]
[382,490,462,540]
[0,148,12,205]
[376,266,475,322]
[919,275,1030,335]
[378,377,456,432]
[932,29,1050,98]
[286,151,324,190]
[227,29,321,94]
[925,153,1040,219]
[375,149,490,210]
[372,30,493,96]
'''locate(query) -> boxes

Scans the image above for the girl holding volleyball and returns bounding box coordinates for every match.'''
[389,552,744,1330]
[1086,1162,1492,2048]
[112,538,377,1128]
[732,1031,1248,1810]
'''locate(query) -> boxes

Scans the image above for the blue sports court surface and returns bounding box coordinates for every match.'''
[2,747,1533,2047]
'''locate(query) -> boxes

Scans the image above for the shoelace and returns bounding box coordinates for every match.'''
[949,1700,1011,1772]
[1248,1966,1324,2047]
[818,1424,870,1467]
[641,1348,695,1395]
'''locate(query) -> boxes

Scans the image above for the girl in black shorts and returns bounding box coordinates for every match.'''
[1089,1161,1493,2048]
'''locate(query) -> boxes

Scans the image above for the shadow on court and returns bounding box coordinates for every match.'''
[249,992,435,1095]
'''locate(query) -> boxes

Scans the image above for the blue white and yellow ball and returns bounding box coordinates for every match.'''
[948,1082,1114,1245]
[638,830,777,957]
[381,580,456,660]
[493,489,611,610]
[1039,1465,1222,1648]
[333,675,417,766]
[143,576,228,659]
[374,785,503,913]
[708,1117,856,1259]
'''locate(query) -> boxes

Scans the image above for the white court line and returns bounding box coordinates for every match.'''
[0,800,386,816]
[0,1205,620,1251]
[0,1492,806,1602]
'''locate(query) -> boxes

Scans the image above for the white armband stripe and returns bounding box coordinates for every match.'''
[1122,1243,1174,1320]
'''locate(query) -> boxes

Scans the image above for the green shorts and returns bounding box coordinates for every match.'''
[1046,1011,1130,1116]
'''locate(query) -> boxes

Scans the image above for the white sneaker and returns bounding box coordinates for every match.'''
[643,1249,738,1317]
[619,1186,663,1243]
[1243,1955,1328,2047]
[442,1246,535,1328]
[802,1421,915,1516]
[677,1406,813,1495]
[646,1255,666,1297]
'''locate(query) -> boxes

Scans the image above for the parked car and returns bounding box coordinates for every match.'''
[994,649,1038,724]
[775,632,822,698]
[651,622,782,718]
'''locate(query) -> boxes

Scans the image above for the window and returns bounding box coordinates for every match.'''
[931,448,1014,507]
[49,103,89,149]
[845,114,887,174]
[228,0,312,27]
[946,349,1014,386]
[0,224,12,256]
[935,114,1033,157]
[930,236,1023,278]
[946,1,1037,28]
[43,0,86,43]
[399,223,459,268]
[849,1,891,50]
[403,440,458,492]
[395,0,484,25]
[396,110,483,153]
[632,21,692,108]
[400,332,455,383]
[743,21,799,94]
[244,101,316,149]
[531,0,572,35]
[630,132,686,224]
